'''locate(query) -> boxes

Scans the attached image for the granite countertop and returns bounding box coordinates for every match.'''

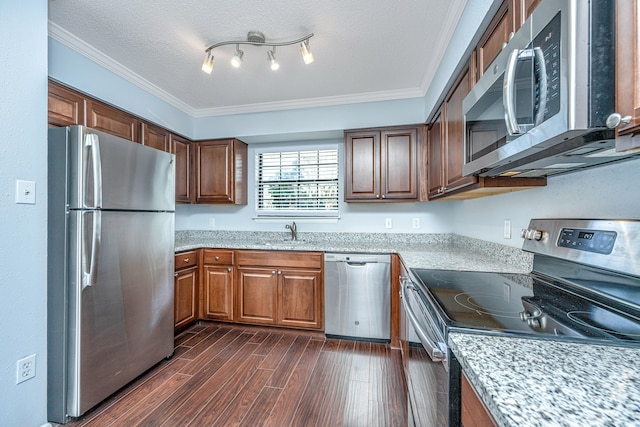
[449,332,640,427]
[175,230,534,273]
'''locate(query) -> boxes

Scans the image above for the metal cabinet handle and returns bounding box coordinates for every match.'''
[606,113,633,129]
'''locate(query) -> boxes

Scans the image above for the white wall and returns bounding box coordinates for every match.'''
[176,139,455,233]
[452,159,640,247]
[0,1,49,425]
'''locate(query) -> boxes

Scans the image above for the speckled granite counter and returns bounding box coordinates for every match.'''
[175,230,533,273]
[449,333,640,427]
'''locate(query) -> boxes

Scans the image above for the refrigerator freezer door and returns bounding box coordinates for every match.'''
[50,126,175,211]
[67,210,175,417]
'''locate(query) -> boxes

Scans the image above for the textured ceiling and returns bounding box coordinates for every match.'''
[48,0,467,116]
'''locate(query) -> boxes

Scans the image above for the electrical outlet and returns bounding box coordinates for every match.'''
[208,217,216,228]
[503,219,511,239]
[15,180,36,204]
[385,218,393,229]
[412,218,421,229]
[16,354,36,384]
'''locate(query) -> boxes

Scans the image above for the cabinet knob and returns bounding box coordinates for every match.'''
[215,256,219,261]
[272,271,276,275]
[437,188,443,194]
[278,271,282,275]
[376,194,380,198]
[606,113,632,129]
[381,195,386,199]
[227,197,232,202]
[174,272,178,277]
[227,267,232,272]
[184,258,190,262]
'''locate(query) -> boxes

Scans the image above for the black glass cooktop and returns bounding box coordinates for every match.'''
[410,269,640,344]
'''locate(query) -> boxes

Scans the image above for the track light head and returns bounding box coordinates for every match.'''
[201,51,214,74]
[231,46,244,68]
[267,49,279,71]
[300,39,314,64]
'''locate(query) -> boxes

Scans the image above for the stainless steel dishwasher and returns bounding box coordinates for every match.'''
[324,253,391,341]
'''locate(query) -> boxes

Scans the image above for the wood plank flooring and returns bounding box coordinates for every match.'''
[58,322,408,427]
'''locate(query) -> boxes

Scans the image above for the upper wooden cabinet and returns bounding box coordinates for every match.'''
[86,99,139,142]
[474,0,541,83]
[48,81,85,127]
[141,122,171,152]
[615,0,640,152]
[171,134,193,204]
[194,139,248,204]
[345,126,421,202]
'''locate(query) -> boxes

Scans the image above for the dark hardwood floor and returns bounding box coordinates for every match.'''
[59,322,408,427]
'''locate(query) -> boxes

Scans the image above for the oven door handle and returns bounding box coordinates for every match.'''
[401,279,446,364]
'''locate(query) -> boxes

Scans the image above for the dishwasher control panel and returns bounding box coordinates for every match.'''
[324,253,390,263]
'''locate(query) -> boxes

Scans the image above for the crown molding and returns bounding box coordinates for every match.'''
[191,88,424,117]
[48,21,198,116]
[49,21,424,119]
[419,0,467,94]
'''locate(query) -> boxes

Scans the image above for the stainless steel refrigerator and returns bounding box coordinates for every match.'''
[47,126,175,423]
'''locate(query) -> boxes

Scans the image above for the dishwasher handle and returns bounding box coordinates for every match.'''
[401,279,447,365]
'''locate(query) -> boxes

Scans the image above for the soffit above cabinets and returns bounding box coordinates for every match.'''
[48,0,468,117]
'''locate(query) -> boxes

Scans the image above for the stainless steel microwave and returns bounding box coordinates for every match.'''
[461,0,635,178]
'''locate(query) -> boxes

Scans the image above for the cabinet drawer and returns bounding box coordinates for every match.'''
[236,250,323,269]
[175,250,198,269]
[203,249,234,265]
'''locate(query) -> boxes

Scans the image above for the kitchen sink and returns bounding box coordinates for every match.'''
[257,239,307,246]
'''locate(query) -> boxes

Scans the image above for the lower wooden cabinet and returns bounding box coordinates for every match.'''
[174,251,199,331]
[461,372,497,427]
[201,249,234,321]
[235,250,324,330]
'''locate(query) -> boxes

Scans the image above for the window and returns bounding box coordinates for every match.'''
[256,148,339,217]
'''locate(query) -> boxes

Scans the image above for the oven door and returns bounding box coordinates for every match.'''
[401,278,459,426]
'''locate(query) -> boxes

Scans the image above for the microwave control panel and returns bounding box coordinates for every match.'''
[533,11,562,121]
[557,228,617,255]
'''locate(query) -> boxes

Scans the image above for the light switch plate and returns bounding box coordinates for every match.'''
[16,180,36,204]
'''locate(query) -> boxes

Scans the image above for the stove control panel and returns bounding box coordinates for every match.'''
[557,228,617,255]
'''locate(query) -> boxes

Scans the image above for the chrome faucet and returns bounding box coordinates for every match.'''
[285,221,297,241]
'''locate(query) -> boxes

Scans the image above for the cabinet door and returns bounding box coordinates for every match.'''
[381,128,418,200]
[427,109,445,198]
[86,99,139,142]
[615,0,640,151]
[344,131,381,200]
[195,139,234,203]
[174,266,198,330]
[48,81,85,127]
[476,0,515,79]
[202,265,234,321]
[444,69,475,192]
[278,268,323,330]
[236,267,277,325]
[141,122,170,152]
[172,134,193,204]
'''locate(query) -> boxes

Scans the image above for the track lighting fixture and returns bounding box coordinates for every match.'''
[201,31,314,73]
[201,51,214,74]
[267,49,279,71]
[231,45,244,68]
[300,39,314,65]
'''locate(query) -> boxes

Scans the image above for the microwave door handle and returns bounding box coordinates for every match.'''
[503,49,521,135]
[533,47,547,126]
[401,280,446,363]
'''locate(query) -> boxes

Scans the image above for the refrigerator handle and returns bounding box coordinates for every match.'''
[82,210,102,289]
[84,133,103,209]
